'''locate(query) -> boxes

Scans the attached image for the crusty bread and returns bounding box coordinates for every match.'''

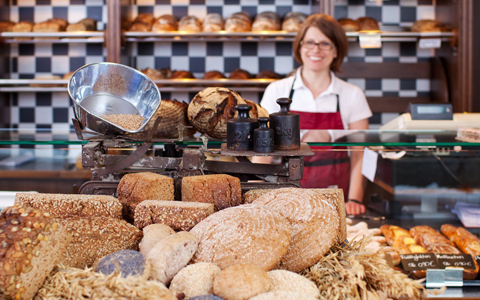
[411,19,444,32]
[356,16,379,31]
[190,205,292,270]
[252,188,339,272]
[311,188,346,244]
[0,206,72,300]
[187,87,248,139]
[134,13,155,27]
[225,12,252,32]
[267,270,320,298]
[213,264,272,300]
[146,231,198,284]
[252,11,280,31]
[0,20,15,32]
[203,13,223,32]
[203,70,226,79]
[171,70,195,79]
[281,12,307,32]
[66,23,87,31]
[170,263,221,298]
[134,200,214,230]
[139,223,175,256]
[181,174,242,211]
[117,172,174,222]
[338,18,360,32]
[178,15,202,32]
[152,15,178,32]
[243,188,278,204]
[145,99,195,138]
[14,192,123,219]
[129,21,152,31]
[58,217,143,269]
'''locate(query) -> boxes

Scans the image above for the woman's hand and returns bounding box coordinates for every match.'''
[345,200,366,215]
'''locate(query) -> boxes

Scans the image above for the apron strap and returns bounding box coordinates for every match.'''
[289,74,341,113]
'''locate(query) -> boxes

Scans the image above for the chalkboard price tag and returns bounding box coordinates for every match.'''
[400,253,440,271]
[436,254,476,270]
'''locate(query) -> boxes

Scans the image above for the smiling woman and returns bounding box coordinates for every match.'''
[259,14,372,216]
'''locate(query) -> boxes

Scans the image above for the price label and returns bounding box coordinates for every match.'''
[436,254,476,270]
[419,38,441,49]
[359,34,382,49]
[400,253,440,271]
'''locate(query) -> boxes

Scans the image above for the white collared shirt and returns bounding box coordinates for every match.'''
[260,67,372,131]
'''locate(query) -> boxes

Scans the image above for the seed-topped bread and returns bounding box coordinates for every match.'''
[0,206,71,300]
[14,192,122,219]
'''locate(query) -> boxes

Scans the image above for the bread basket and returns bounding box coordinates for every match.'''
[68,62,161,136]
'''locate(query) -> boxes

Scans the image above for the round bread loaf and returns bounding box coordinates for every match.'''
[252,11,281,31]
[203,70,226,79]
[229,68,252,79]
[47,18,68,31]
[78,18,97,31]
[141,67,166,80]
[267,270,320,298]
[251,188,339,272]
[153,14,178,31]
[245,99,269,119]
[146,99,195,138]
[249,290,319,300]
[172,70,196,79]
[213,264,272,300]
[187,87,246,139]
[256,70,282,79]
[139,223,175,256]
[0,20,15,32]
[135,13,155,27]
[129,21,152,31]
[203,13,223,32]
[225,12,252,32]
[411,19,444,32]
[338,18,360,32]
[281,12,307,32]
[170,263,222,298]
[356,16,379,31]
[190,205,291,270]
[179,15,202,32]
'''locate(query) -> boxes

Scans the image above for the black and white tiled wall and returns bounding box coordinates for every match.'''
[6,0,437,132]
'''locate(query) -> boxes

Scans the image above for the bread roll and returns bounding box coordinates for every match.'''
[117,172,175,222]
[190,205,292,271]
[139,224,175,256]
[203,70,226,79]
[281,12,307,32]
[152,14,178,32]
[256,70,282,79]
[229,68,252,79]
[179,15,202,32]
[181,174,242,211]
[267,270,320,298]
[170,263,221,299]
[203,13,223,32]
[0,20,15,32]
[146,231,198,284]
[225,12,252,32]
[187,87,246,139]
[134,13,155,27]
[59,216,142,269]
[0,206,72,300]
[14,192,122,219]
[47,18,68,31]
[252,11,281,31]
[252,188,340,272]
[134,200,215,231]
[129,21,152,32]
[356,16,379,31]
[78,18,97,31]
[411,19,444,32]
[213,264,272,300]
[171,70,195,79]
[338,18,359,32]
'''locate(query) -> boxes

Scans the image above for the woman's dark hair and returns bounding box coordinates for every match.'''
[293,14,348,73]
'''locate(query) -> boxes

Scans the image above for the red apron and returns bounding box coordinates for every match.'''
[289,80,350,196]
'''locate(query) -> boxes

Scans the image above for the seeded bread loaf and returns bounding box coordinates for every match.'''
[117,172,175,222]
[190,205,292,271]
[58,216,143,269]
[14,192,122,219]
[252,188,339,272]
[182,174,241,211]
[0,206,71,300]
[134,200,214,230]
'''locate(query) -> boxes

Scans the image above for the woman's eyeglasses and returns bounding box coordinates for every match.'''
[300,40,335,50]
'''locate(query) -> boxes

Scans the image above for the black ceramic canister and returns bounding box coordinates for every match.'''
[269,98,300,150]
[227,104,259,151]
[254,117,274,153]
